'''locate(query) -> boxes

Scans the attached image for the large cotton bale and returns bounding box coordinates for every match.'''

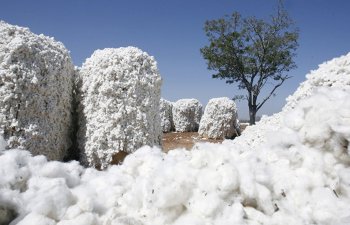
[172,99,202,132]
[78,47,162,168]
[0,21,74,160]
[198,97,240,139]
[160,98,174,132]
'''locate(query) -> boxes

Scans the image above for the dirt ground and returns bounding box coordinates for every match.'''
[110,124,249,166]
[162,132,222,152]
[162,123,249,152]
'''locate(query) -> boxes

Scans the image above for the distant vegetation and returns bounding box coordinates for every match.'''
[201,1,299,124]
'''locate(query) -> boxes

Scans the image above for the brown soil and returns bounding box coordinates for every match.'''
[107,124,250,167]
[162,123,249,152]
[162,132,223,152]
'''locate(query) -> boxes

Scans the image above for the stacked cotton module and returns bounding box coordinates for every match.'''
[160,98,174,132]
[172,98,202,132]
[0,21,74,160]
[77,47,162,169]
[198,97,240,139]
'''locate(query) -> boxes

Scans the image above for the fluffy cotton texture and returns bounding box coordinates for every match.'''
[160,99,174,133]
[172,99,202,132]
[77,47,162,168]
[285,52,350,111]
[198,97,240,139]
[0,21,74,160]
[1,86,350,225]
[230,52,350,151]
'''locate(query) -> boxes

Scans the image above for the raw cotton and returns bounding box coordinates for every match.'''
[284,52,350,111]
[160,98,174,133]
[0,21,74,160]
[77,47,162,168]
[1,87,350,225]
[172,99,202,132]
[1,34,350,225]
[229,52,350,152]
[198,97,240,139]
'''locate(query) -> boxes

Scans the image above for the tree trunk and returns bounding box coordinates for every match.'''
[249,105,257,125]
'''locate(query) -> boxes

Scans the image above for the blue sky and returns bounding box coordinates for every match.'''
[1,0,350,119]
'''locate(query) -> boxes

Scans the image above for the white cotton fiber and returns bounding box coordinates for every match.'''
[0,21,74,160]
[172,98,202,132]
[284,52,350,111]
[77,47,162,168]
[1,45,350,224]
[198,97,240,139]
[160,98,174,132]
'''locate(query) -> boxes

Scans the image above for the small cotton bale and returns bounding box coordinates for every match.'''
[160,98,174,133]
[78,47,162,168]
[198,97,240,139]
[0,21,75,160]
[172,99,202,132]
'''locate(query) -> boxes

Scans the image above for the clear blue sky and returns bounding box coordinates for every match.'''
[1,0,350,119]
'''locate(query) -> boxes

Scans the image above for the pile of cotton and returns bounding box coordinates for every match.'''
[1,85,350,225]
[172,99,202,132]
[77,47,162,168]
[0,21,74,160]
[198,97,240,139]
[229,52,350,152]
[285,52,350,111]
[160,98,174,133]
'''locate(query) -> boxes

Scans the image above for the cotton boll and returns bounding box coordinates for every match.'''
[244,207,270,224]
[214,203,245,224]
[23,177,74,221]
[62,205,83,220]
[0,150,31,191]
[216,164,240,194]
[173,213,209,225]
[147,170,193,209]
[38,161,83,188]
[255,184,274,215]
[311,188,339,224]
[271,211,304,225]
[15,213,56,225]
[236,162,257,202]
[103,215,144,225]
[57,213,98,225]
[188,190,223,217]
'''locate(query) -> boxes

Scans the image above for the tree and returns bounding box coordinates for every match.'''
[200,1,299,125]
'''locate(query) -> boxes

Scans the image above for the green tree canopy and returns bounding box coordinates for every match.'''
[201,2,299,125]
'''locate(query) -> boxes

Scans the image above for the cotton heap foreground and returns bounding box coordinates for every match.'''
[77,47,162,168]
[199,97,240,139]
[0,21,74,160]
[1,55,350,225]
[172,98,203,132]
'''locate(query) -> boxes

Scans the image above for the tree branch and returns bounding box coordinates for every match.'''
[256,77,289,111]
